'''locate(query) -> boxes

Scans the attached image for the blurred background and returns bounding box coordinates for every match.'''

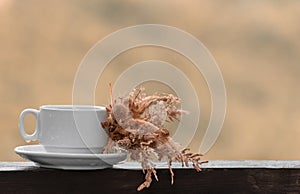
[1,0,300,161]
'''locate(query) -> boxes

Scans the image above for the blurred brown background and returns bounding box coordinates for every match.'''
[1,0,300,161]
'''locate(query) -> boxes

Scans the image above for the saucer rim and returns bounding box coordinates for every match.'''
[14,145,126,159]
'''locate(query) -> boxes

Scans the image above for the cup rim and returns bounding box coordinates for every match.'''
[40,105,106,111]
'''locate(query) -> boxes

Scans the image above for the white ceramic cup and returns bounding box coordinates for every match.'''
[19,105,108,154]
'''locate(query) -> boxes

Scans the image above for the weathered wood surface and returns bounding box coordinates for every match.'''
[0,161,299,193]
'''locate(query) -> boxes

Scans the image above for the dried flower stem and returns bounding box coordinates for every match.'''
[137,168,158,191]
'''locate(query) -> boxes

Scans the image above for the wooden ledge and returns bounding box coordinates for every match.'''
[0,161,299,193]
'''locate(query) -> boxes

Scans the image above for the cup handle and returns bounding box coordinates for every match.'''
[19,109,40,141]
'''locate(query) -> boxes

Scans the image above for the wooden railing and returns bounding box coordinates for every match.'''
[0,161,299,193]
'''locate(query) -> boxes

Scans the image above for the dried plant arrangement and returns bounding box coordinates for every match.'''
[101,84,208,191]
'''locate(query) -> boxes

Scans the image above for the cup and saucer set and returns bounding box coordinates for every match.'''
[15,105,127,170]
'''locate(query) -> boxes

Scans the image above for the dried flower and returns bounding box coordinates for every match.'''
[101,84,207,191]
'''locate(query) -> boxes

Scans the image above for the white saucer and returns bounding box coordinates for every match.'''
[15,145,127,170]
